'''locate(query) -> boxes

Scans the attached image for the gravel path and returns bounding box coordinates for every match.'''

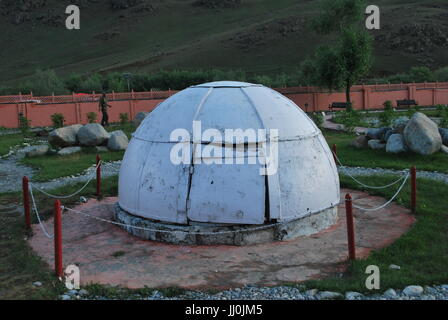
[58,284,448,300]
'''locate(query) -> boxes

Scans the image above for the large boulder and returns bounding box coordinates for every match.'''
[351,135,368,148]
[441,145,448,154]
[57,146,82,156]
[384,129,397,143]
[368,139,385,150]
[133,112,149,127]
[386,134,408,153]
[403,113,442,155]
[48,124,83,147]
[439,128,448,145]
[77,124,110,146]
[392,116,409,133]
[109,130,128,140]
[25,145,49,158]
[366,127,388,140]
[108,131,129,151]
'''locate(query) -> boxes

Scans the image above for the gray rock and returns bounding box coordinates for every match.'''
[384,288,397,298]
[439,128,448,145]
[25,145,49,158]
[367,127,388,140]
[388,264,401,270]
[60,294,71,300]
[109,130,128,140]
[133,112,149,127]
[48,124,83,147]
[305,289,318,297]
[403,285,424,296]
[404,113,442,155]
[381,128,393,142]
[32,281,43,287]
[345,291,363,300]
[57,146,82,156]
[67,289,78,296]
[78,289,89,296]
[77,124,110,146]
[392,116,409,133]
[384,129,397,143]
[79,196,88,203]
[386,134,408,153]
[368,139,386,150]
[318,291,343,300]
[107,134,129,151]
[351,135,368,148]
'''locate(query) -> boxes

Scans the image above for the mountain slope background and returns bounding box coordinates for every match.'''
[1,0,448,85]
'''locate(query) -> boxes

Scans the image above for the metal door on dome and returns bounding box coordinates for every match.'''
[185,143,265,225]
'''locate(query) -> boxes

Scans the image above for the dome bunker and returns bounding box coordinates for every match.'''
[116,81,340,245]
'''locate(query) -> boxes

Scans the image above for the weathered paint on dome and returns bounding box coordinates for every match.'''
[119,81,340,225]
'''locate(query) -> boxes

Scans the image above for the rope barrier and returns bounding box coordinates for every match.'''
[332,150,408,189]
[62,206,285,236]
[29,184,54,239]
[352,170,410,212]
[30,161,102,199]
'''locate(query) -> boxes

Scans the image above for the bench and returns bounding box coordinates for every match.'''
[396,99,418,108]
[329,102,349,110]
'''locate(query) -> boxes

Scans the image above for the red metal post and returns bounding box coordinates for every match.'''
[332,144,337,163]
[96,155,101,197]
[345,193,356,260]
[54,200,63,278]
[22,176,31,230]
[411,166,417,214]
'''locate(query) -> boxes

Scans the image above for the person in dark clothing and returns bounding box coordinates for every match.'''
[99,93,112,126]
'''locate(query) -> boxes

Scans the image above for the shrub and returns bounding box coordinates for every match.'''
[86,112,98,123]
[79,73,103,93]
[22,69,67,96]
[119,113,129,124]
[51,113,65,128]
[408,66,434,83]
[434,67,448,82]
[438,105,448,128]
[378,109,394,127]
[334,110,365,133]
[383,100,393,112]
[19,114,31,134]
[309,112,324,128]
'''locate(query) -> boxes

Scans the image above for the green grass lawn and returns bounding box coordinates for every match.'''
[0,133,27,156]
[300,174,448,293]
[20,150,125,182]
[323,129,448,173]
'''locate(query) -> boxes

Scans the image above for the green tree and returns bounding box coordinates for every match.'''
[304,0,373,110]
[23,69,67,96]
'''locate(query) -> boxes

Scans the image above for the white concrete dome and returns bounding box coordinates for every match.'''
[118,81,340,226]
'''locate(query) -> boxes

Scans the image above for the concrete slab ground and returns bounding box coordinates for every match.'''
[28,189,415,290]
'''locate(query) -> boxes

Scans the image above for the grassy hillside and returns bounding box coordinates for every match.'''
[1,0,448,84]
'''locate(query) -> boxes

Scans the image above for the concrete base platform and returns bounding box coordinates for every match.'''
[28,189,415,290]
[114,205,338,245]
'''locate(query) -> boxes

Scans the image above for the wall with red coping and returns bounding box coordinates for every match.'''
[1,83,447,128]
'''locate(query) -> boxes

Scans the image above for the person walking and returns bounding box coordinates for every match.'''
[99,92,112,127]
